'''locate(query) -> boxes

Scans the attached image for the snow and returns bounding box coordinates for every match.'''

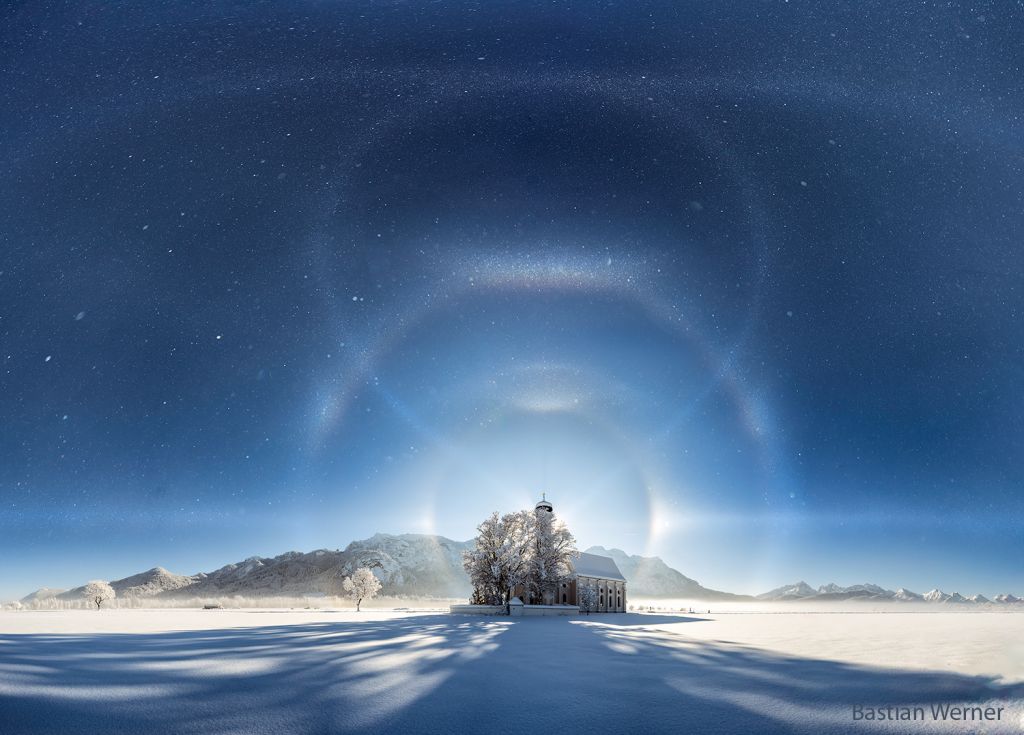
[0,609,1021,734]
[574,551,626,581]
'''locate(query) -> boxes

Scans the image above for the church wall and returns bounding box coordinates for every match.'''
[573,575,626,612]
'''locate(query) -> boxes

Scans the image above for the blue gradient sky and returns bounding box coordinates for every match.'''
[1,1,1022,600]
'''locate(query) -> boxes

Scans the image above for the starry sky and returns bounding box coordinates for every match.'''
[2,1,1022,600]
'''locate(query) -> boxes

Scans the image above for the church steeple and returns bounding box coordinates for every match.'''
[535,492,553,513]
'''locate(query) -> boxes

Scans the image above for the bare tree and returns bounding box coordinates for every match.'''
[342,567,382,612]
[82,580,116,610]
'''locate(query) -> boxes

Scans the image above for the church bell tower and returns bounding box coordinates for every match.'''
[535,492,553,513]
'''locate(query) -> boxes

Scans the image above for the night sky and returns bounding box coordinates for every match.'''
[2,1,1022,600]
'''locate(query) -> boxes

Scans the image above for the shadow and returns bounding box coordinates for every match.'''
[573,612,711,626]
[0,612,1020,734]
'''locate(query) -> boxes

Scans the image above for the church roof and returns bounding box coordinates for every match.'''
[573,552,626,582]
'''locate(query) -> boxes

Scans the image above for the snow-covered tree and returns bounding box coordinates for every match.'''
[342,567,381,612]
[83,580,116,610]
[463,512,505,606]
[578,583,597,614]
[462,510,534,608]
[526,506,578,604]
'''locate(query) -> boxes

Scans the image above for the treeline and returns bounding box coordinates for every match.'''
[3,595,459,611]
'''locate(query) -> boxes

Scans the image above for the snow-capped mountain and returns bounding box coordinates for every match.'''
[19,587,66,604]
[111,567,195,597]
[757,581,893,601]
[922,589,971,603]
[181,550,350,598]
[756,581,817,600]
[172,534,475,598]
[49,567,199,602]
[584,546,753,600]
[755,583,1017,604]
[343,533,474,596]
[893,588,923,602]
[835,583,887,595]
[994,594,1022,604]
[809,583,894,601]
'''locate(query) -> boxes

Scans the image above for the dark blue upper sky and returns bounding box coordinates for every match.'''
[2,1,1022,599]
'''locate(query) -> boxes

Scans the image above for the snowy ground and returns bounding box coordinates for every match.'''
[0,609,1021,734]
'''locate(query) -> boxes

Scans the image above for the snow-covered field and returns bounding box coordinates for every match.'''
[1,609,1021,734]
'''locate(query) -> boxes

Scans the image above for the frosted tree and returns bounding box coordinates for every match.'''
[578,583,597,614]
[463,512,505,605]
[83,580,116,610]
[527,506,578,604]
[342,567,382,611]
[462,509,534,609]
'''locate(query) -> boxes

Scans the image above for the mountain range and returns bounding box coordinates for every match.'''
[754,581,1020,604]
[17,534,1023,605]
[29,534,475,603]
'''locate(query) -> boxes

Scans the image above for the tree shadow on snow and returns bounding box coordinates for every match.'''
[0,612,1019,734]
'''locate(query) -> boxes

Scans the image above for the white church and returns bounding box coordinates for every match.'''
[454,495,627,616]
[518,494,627,613]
